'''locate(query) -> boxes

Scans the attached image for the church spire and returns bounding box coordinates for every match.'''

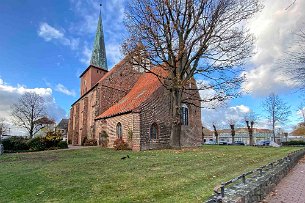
[90,5,107,70]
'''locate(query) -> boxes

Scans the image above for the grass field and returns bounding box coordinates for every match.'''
[0,146,302,203]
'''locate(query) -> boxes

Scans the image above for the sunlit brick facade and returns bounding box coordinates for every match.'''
[68,11,202,151]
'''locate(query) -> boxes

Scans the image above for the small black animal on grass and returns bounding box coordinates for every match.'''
[121,155,130,160]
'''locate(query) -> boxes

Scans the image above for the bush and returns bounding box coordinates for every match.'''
[27,137,46,151]
[2,136,29,151]
[99,131,109,147]
[84,138,97,146]
[44,131,62,148]
[1,132,66,152]
[57,141,68,149]
[113,138,129,150]
[82,137,88,146]
[282,140,305,146]
[1,138,14,151]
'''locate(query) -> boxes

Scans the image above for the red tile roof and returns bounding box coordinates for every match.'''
[72,57,128,106]
[95,66,167,119]
[256,128,272,133]
[96,57,127,84]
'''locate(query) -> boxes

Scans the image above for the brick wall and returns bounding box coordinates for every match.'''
[137,83,202,150]
[68,60,143,146]
[101,113,140,151]
[137,87,171,150]
[70,88,98,145]
[180,79,203,146]
[80,65,107,96]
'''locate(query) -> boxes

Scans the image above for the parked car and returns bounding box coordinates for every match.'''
[233,141,245,145]
[218,141,228,145]
[204,140,216,145]
[256,140,271,146]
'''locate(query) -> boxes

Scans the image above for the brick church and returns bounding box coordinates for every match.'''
[68,11,203,151]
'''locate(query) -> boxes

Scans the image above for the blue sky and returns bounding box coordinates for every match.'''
[0,0,304,134]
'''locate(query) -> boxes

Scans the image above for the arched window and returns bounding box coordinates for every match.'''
[181,104,189,126]
[116,122,122,139]
[150,123,158,140]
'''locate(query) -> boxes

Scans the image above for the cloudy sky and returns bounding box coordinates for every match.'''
[0,0,304,134]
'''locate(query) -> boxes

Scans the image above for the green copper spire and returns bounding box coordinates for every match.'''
[90,7,107,70]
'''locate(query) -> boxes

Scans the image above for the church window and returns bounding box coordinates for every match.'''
[181,104,189,126]
[116,122,122,139]
[150,123,158,140]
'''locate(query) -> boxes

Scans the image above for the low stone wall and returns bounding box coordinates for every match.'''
[207,148,305,203]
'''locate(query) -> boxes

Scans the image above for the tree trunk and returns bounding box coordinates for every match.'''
[202,127,205,143]
[29,122,34,139]
[29,106,34,138]
[170,88,182,149]
[213,125,218,144]
[230,124,235,143]
[272,121,276,142]
[249,129,253,146]
[246,121,254,146]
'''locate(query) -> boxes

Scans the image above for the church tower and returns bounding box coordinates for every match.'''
[80,7,108,96]
[90,9,107,70]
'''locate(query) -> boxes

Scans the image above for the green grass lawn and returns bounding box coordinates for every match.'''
[0,146,302,203]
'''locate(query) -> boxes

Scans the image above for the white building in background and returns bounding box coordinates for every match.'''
[204,128,280,144]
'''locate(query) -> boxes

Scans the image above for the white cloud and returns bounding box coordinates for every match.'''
[0,79,52,97]
[197,80,225,109]
[0,78,66,135]
[55,83,76,97]
[105,43,123,67]
[80,44,92,65]
[242,0,305,96]
[38,22,79,50]
[230,105,250,114]
[38,22,64,41]
[202,105,251,129]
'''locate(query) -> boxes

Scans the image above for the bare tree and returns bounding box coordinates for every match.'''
[212,123,219,144]
[0,118,8,137]
[297,102,305,124]
[280,29,305,90]
[11,93,48,138]
[285,0,297,10]
[262,93,291,142]
[228,119,236,143]
[123,0,261,148]
[244,111,256,146]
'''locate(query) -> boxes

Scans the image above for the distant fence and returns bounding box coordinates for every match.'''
[207,148,305,203]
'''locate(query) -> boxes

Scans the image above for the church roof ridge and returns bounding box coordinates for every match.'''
[95,66,168,120]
